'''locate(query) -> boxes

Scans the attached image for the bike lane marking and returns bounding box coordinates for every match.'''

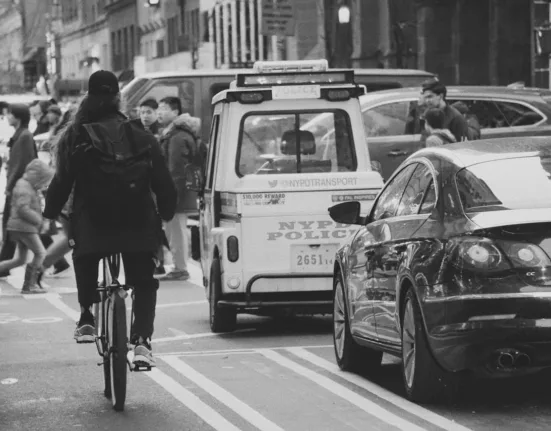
[146,368,242,431]
[161,355,285,431]
[259,348,428,431]
[288,347,474,431]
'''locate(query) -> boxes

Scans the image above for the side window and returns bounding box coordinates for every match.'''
[372,164,418,221]
[140,79,195,115]
[206,115,220,189]
[396,164,434,216]
[448,99,504,129]
[495,101,544,127]
[419,180,437,214]
[363,101,419,137]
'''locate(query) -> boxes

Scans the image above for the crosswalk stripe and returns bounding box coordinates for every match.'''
[259,349,428,431]
[161,355,285,431]
[146,368,242,431]
[288,347,474,431]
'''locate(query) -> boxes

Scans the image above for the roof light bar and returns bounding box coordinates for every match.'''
[253,59,329,73]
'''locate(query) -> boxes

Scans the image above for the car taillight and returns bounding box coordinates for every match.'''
[448,236,551,273]
[227,236,239,262]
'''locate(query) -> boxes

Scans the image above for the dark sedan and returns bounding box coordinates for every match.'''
[329,137,551,404]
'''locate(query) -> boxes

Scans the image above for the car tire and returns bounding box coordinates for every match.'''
[401,288,450,403]
[209,258,237,333]
[333,275,382,373]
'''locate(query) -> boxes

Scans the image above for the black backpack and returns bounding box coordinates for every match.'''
[183,138,206,192]
[75,121,153,228]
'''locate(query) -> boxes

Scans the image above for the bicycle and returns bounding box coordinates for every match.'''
[81,254,152,412]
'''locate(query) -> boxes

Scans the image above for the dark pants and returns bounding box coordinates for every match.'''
[73,252,159,341]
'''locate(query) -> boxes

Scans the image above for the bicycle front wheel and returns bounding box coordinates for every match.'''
[107,292,128,411]
[95,301,111,399]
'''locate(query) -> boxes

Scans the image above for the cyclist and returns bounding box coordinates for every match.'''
[43,70,177,366]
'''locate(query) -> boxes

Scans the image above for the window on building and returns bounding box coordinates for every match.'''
[203,11,210,42]
[191,9,200,44]
[168,16,178,55]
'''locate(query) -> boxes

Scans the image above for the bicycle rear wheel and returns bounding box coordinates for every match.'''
[107,292,128,411]
[95,301,111,399]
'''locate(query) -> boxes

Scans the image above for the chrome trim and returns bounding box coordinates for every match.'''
[425,292,551,302]
[468,314,516,321]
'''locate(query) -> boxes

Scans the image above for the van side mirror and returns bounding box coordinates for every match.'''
[328,201,366,225]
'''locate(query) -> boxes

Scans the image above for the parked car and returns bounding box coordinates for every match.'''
[359,86,551,180]
[328,137,551,403]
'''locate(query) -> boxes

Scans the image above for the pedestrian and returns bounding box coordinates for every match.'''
[132,97,169,275]
[36,109,76,286]
[43,70,177,366]
[424,107,457,147]
[0,159,53,294]
[157,97,202,281]
[30,100,52,136]
[451,101,481,140]
[0,103,37,277]
[137,98,161,137]
[420,79,469,142]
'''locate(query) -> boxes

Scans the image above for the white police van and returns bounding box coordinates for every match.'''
[199,60,384,332]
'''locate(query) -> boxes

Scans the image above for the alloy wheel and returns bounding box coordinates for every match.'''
[333,281,346,360]
[402,299,416,389]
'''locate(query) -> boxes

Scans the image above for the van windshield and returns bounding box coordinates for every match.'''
[237,110,357,176]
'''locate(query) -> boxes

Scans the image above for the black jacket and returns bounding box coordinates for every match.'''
[43,113,177,257]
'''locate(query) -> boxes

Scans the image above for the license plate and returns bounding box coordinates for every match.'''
[272,85,321,100]
[292,244,337,272]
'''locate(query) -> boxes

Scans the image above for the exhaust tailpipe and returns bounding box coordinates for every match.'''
[515,353,531,368]
[497,352,515,369]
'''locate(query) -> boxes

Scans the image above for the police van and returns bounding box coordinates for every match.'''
[199,60,384,332]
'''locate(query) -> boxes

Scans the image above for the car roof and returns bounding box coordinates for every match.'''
[412,136,551,168]
[359,85,551,106]
[137,68,434,81]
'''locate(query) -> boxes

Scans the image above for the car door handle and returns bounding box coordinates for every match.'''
[387,150,409,157]
[365,249,375,258]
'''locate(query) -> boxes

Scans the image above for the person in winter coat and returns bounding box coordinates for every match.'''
[0,159,54,294]
[424,108,457,147]
[157,96,202,281]
[44,70,177,367]
[0,103,38,277]
[421,79,469,142]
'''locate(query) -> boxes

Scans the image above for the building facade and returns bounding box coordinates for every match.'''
[210,0,325,69]
[136,0,215,74]
[105,0,138,82]
[58,0,109,95]
[0,3,24,92]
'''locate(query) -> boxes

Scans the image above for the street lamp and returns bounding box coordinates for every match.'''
[338,5,350,24]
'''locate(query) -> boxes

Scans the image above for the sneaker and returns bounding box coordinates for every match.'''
[21,285,45,294]
[133,339,156,368]
[154,265,166,275]
[47,261,71,278]
[74,311,95,343]
[158,270,190,281]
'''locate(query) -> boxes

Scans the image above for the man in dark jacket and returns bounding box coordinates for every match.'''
[421,79,470,142]
[0,104,37,277]
[137,98,161,137]
[44,70,177,366]
[157,97,201,281]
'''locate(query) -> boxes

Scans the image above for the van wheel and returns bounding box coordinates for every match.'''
[401,289,450,403]
[209,259,236,333]
[333,276,382,373]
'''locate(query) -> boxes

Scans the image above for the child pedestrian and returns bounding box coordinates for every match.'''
[424,107,457,147]
[0,159,54,294]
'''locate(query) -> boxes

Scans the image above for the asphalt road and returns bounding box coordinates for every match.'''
[2,260,551,431]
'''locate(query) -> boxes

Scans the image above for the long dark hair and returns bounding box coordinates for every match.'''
[55,92,121,174]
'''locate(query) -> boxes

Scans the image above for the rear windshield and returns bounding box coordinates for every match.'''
[236,110,357,177]
[456,156,551,212]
